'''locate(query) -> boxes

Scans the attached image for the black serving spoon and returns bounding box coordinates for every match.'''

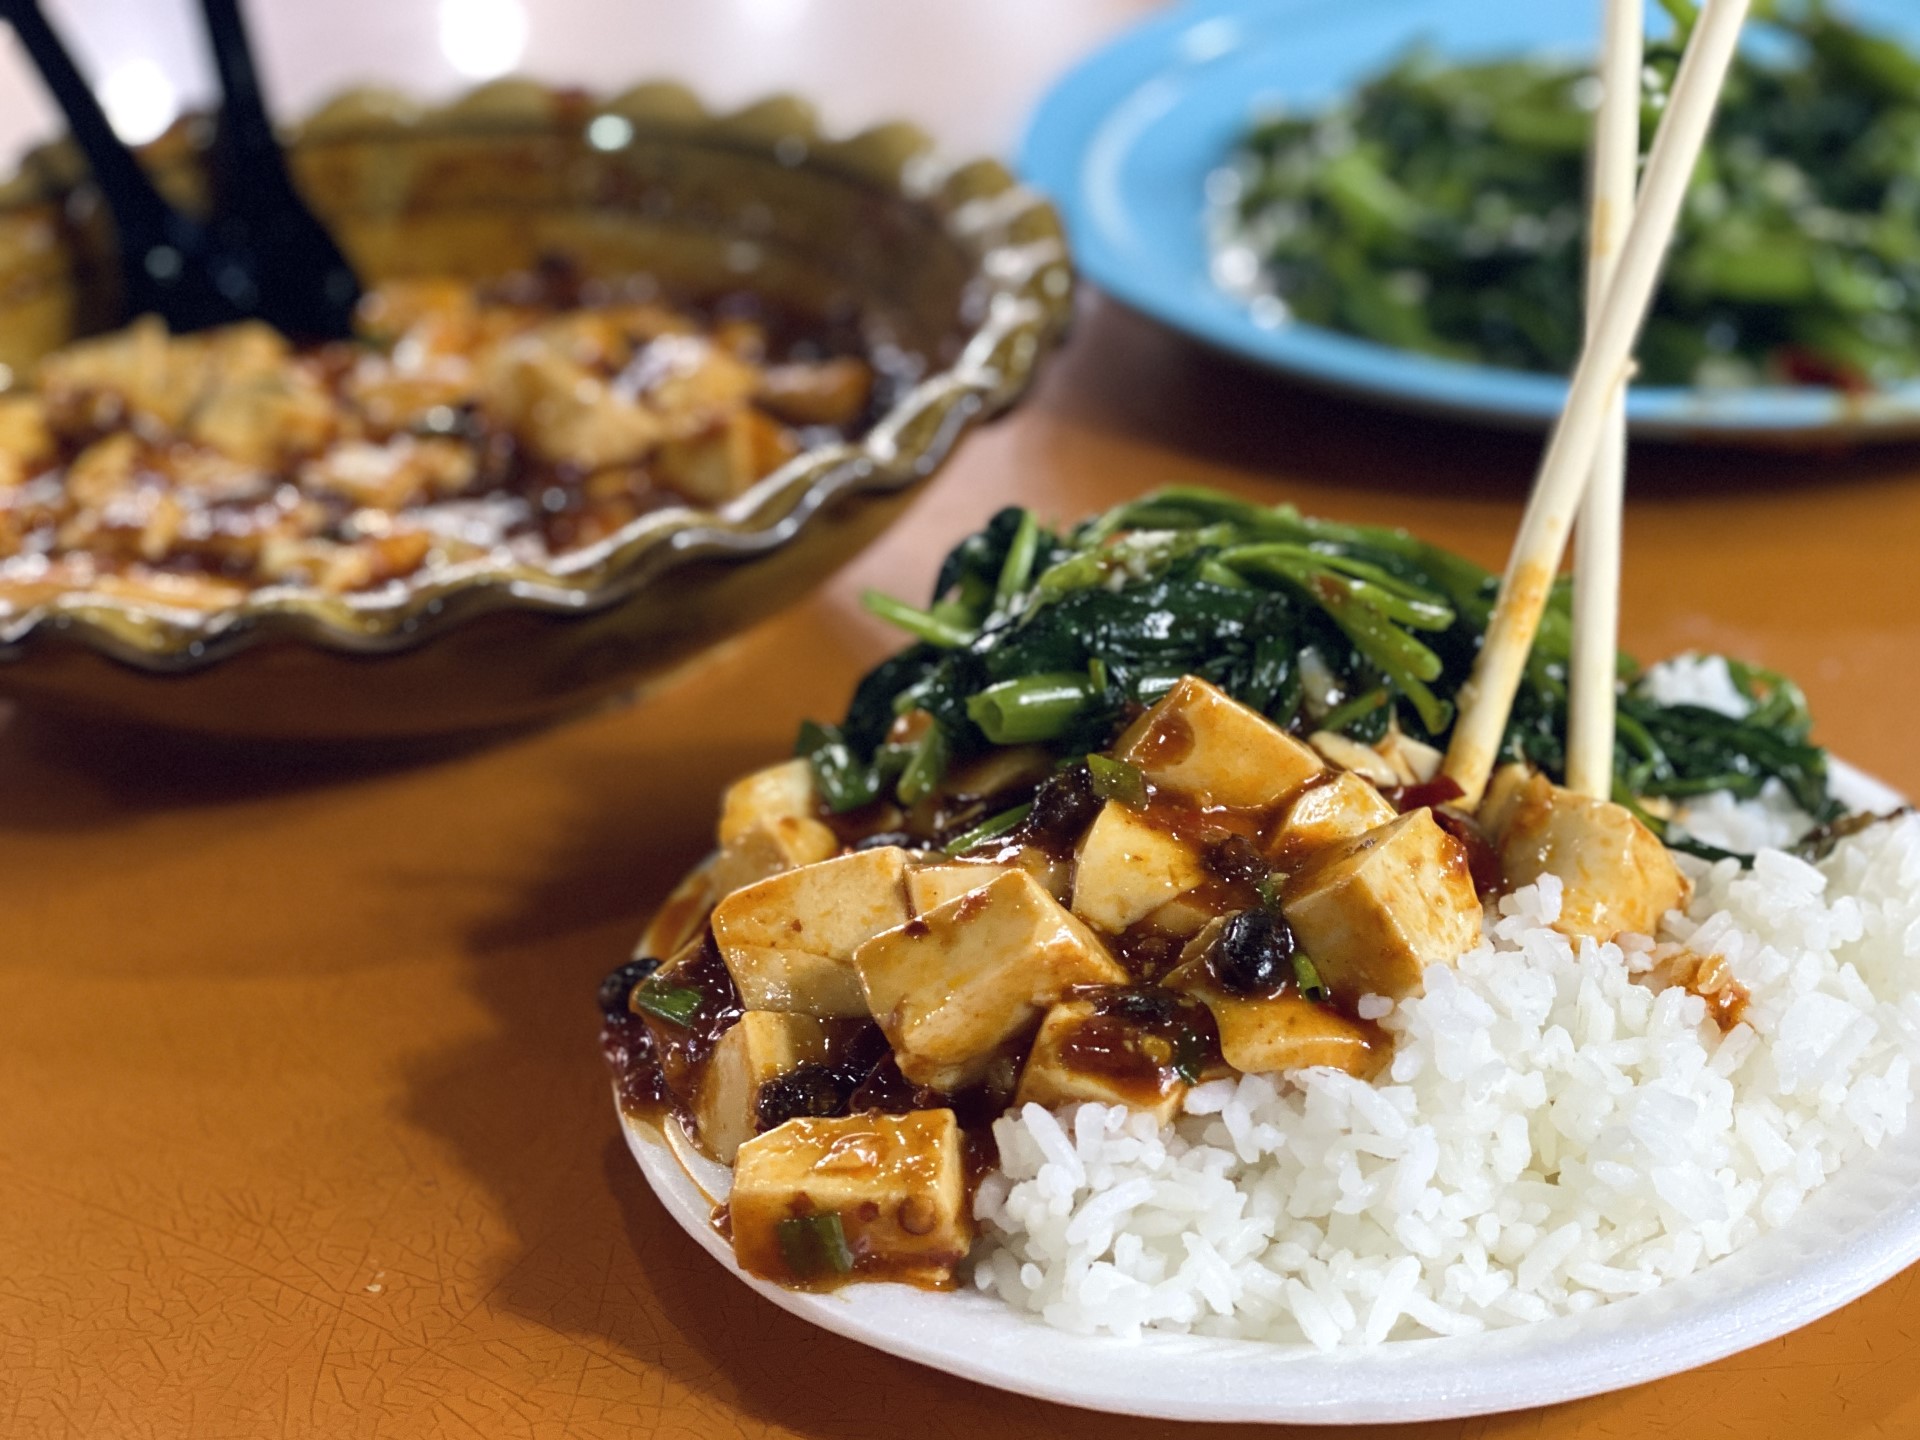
[0,0,360,339]
[194,0,360,338]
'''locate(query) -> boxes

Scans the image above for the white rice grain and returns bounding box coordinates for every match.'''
[974,811,1920,1346]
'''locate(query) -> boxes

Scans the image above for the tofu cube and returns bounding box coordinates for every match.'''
[1263,771,1397,866]
[707,814,840,899]
[1142,893,1220,938]
[718,759,822,847]
[1281,810,1483,1000]
[0,394,53,482]
[1477,763,1536,840]
[655,406,799,505]
[1071,801,1208,934]
[694,1011,836,1162]
[1485,770,1691,942]
[1307,731,1401,786]
[1014,999,1187,1125]
[854,870,1127,1090]
[1009,844,1074,905]
[729,1110,970,1287]
[711,848,911,1016]
[1164,958,1375,1078]
[907,861,1013,915]
[1115,676,1323,810]
[1378,728,1444,785]
[641,864,722,962]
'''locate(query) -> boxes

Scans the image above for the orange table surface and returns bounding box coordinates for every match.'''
[7,6,1920,1438]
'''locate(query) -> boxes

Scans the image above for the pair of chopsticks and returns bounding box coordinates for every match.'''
[1442,0,1753,809]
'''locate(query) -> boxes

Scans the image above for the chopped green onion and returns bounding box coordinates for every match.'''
[942,802,1033,856]
[1087,754,1148,809]
[796,720,878,813]
[966,673,1094,745]
[861,590,974,649]
[1255,873,1285,911]
[1172,1028,1208,1084]
[1291,952,1328,1004]
[896,724,949,806]
[776,1213,855,1278]
[1087,656,1109,692]
[630,980,704,1026]
[1317,687,1391,736]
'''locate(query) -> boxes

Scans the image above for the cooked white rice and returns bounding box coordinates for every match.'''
[973,722,1920,1346]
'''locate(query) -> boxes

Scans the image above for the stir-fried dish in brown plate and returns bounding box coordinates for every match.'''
[0,265,878,613]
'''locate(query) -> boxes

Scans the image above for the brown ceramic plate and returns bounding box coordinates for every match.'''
[0,81,1071,740]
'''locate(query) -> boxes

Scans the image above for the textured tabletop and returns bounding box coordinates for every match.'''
[4,3,1920,1436]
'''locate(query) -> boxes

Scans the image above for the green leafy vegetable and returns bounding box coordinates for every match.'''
[794,720,879,813]
[776,1214,855,1278]
[860,590,973,649]
[1221,0,1920,388]
[799,488,1839,861]
[896,724,949,807]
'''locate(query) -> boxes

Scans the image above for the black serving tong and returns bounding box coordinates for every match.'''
[0,0,360,340]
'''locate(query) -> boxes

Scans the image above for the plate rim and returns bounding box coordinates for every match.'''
[1016,0,1920,443]
[616,760,1919,1424]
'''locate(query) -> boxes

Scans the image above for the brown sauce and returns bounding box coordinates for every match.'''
[1431,808,1503,896]
[1657,949,1753,1033]
[1053,1014,1184,1106]
[1078,986,1223,1080]
[1139,794,1265,851]
[1385,775,1467,813]
[600,1009,669,1114]
[1110,924,1187,981]
[1131,711,1196,768]
[634,937,744,1109]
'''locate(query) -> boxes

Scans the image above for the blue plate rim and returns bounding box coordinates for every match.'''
[1018,0,1920,442]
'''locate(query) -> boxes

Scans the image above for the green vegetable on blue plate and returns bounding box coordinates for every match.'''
[1219,0,1920,388]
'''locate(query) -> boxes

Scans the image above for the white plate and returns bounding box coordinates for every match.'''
[619,761,1913,1425]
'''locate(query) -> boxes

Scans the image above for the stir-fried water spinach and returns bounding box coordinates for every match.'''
[797,489,1839,857]
[1218,0,1920,387]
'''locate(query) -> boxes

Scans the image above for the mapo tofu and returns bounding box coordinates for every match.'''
[0,267,878,614]
[599,493,1846,1297]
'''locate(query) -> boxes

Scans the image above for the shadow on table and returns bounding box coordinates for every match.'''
[1051,296,1920,503]
[0,700,537,833]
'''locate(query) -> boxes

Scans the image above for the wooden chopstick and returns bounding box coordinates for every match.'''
[1442,0,1752,810]
[1565,0,1646,801]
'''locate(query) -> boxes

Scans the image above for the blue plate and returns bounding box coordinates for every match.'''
[1020,0,1920,443]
